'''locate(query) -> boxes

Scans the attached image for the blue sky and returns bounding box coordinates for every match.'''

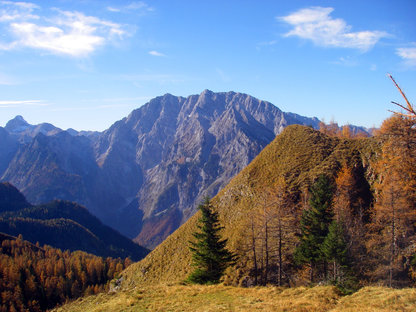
[0,0,415,131]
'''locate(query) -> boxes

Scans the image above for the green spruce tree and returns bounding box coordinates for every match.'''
[187,198,235,284]
[322,220,357,293]
[294,175,334,282]
[322,220,348,281]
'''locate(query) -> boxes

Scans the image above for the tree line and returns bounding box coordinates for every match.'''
[0,235,130,312]
[188,112,416,292]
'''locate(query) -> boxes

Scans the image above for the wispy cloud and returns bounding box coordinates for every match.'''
[148,50,165,57]
[396,45,416,67]
[49,100,151,112]
[120,73,187,85]
[216,68,231,83]
[331,56,357,67]
[258,40,277,47]
[106,7,121,13]
[0,1,39,22]
[80,96,152,103]
[107,1,153,14]
[0,72,17,85]
[1,1,38,10]
[126,2,153,11]
[279,7,388,51]
[0,99,48,107]
[256,40,277,51]
[0,2,129,57]
[50,105,129,112]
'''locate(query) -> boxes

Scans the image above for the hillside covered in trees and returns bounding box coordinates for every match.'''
[5,78,416,310]
[118,113,415,290]
[53,108,416,311]
[0,233,130,311]
[0,183,149,261]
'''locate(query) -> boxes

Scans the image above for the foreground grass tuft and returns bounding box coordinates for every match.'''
[331,286,416,312]
[53,284,416,312]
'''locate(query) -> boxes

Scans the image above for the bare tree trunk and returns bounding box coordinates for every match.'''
[264,212,269,285]
[310,263,313,283]
[251,219,258,286]
[389,189,396,288]
[260,235,264,285]
[278,219,283,286]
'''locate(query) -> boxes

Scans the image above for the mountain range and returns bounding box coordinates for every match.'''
[1,90,331,248]
[0,182,149,260]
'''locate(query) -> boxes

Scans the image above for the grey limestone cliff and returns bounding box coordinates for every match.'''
[1,90,320,248]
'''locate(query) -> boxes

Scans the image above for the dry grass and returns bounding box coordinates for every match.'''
[331,286,416,312]
[121,126,379,288]
[52,284,416,312]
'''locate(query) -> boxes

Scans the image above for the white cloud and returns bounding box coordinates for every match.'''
[256,40,277,51]
[107,1,153,14]
[396,45,416,67]
[0,99,48,107]
[331,56,357,67]
[49,98,152,112]
[81,96,152,103]
[120,73,187,85]
[0,41,17,50]
[126,2,151,11]
[279,7,388,51]
[0,1,39,21]
[106,7,121,13]
[1,1,39,10]
[216,68,231,83]
[0,72,17,85]
[0,3,128,57]
[50,105,128,112]
[148,50,165,57]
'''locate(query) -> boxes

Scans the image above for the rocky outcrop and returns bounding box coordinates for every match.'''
[1,90,321,248]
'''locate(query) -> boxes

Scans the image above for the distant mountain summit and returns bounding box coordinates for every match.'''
[5,115,31,133]
[5,115,62,140]
[1,90,322,248]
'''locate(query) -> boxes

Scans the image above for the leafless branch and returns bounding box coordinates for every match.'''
[388,74,416,118]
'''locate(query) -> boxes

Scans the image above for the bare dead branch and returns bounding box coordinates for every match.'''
[388,74,416,118]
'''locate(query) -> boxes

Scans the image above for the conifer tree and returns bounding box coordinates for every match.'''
[322,219,357,293]
[187,198,235,284]
[322,220,348,282]
[294,175,334,282]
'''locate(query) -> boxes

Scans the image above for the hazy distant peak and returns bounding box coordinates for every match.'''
[5,115,32,133]
[200,89,214,96]
[66,128,79,136]
[12,115,25,122]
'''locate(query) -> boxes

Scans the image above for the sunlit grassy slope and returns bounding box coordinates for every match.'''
[120,125,378,287]
[54,126,408,312]
[54,284,416,312]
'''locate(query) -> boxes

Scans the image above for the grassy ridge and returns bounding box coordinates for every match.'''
[55,126,411,311]
[121,125,379,287]
[53,284,416,312]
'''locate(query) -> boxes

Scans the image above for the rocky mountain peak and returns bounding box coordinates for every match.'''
[1,91,323,249]
[5,115,31,133]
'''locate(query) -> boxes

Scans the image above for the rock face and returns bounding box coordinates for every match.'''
[1,90,320,248]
